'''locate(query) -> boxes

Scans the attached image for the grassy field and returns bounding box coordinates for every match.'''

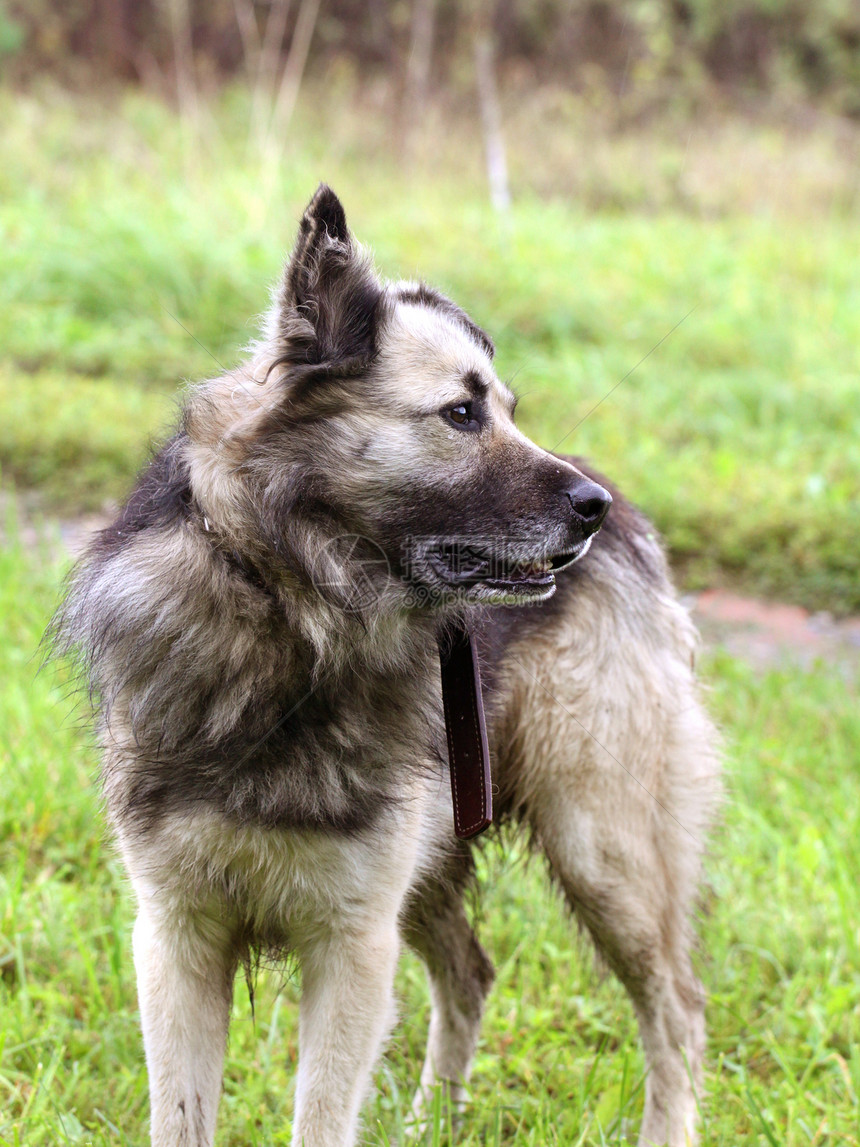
[1,85,859,1145]
[1,534,858,1145]
[1,90,858,611]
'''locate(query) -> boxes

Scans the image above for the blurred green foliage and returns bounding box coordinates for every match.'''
[0,1,23,65]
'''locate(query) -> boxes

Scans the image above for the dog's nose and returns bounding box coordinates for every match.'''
[567,479,612,538]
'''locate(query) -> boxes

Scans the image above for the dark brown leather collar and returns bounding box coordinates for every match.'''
[438,618,493,839]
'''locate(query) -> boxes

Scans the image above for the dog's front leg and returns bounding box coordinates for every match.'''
[133,905,235,1147]
[291,923,400,1147]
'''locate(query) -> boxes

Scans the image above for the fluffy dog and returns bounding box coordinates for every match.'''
[55,185,720,1146]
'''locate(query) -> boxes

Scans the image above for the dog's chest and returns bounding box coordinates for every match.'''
[125,766,450,948]
[109,650,446,837]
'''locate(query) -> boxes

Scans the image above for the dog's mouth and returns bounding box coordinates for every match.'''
[424,542,586,602]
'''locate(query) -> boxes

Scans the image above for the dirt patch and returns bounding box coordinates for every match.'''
[685,589,860,675]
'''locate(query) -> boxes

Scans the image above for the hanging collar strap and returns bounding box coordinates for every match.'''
[438,618,493,840]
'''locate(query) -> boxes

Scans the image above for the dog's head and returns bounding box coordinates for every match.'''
[186,185,610,612]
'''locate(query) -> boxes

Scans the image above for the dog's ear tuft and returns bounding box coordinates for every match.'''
[306,183,349,244]
[275,185,384,376]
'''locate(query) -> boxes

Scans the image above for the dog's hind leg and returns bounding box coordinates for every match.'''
[133,902,236,1147]
[401,852,495,1126]
[540,806,708,1147]
[497,593,720,1146]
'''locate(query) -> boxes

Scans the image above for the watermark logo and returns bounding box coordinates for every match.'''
[314,534,392,613]
[311,533,544,613]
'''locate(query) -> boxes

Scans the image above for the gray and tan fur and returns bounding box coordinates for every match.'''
[54,186,721,1147]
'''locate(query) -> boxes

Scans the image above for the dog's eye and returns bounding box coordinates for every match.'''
[444,402,479,431]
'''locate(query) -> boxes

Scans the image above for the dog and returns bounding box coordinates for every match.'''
[54,185,721,1147]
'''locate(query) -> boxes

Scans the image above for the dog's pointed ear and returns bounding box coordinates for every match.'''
[275,185,384,371]
[284,184,350,306]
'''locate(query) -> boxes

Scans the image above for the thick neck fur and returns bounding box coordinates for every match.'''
[54,428,443,834]
[181,377,433,679]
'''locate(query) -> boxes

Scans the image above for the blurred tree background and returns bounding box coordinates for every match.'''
[4,0,860,115]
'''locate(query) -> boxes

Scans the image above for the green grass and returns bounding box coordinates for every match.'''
[1,534,858,1145]
[0,91,858,610]
[0,370,173,510]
